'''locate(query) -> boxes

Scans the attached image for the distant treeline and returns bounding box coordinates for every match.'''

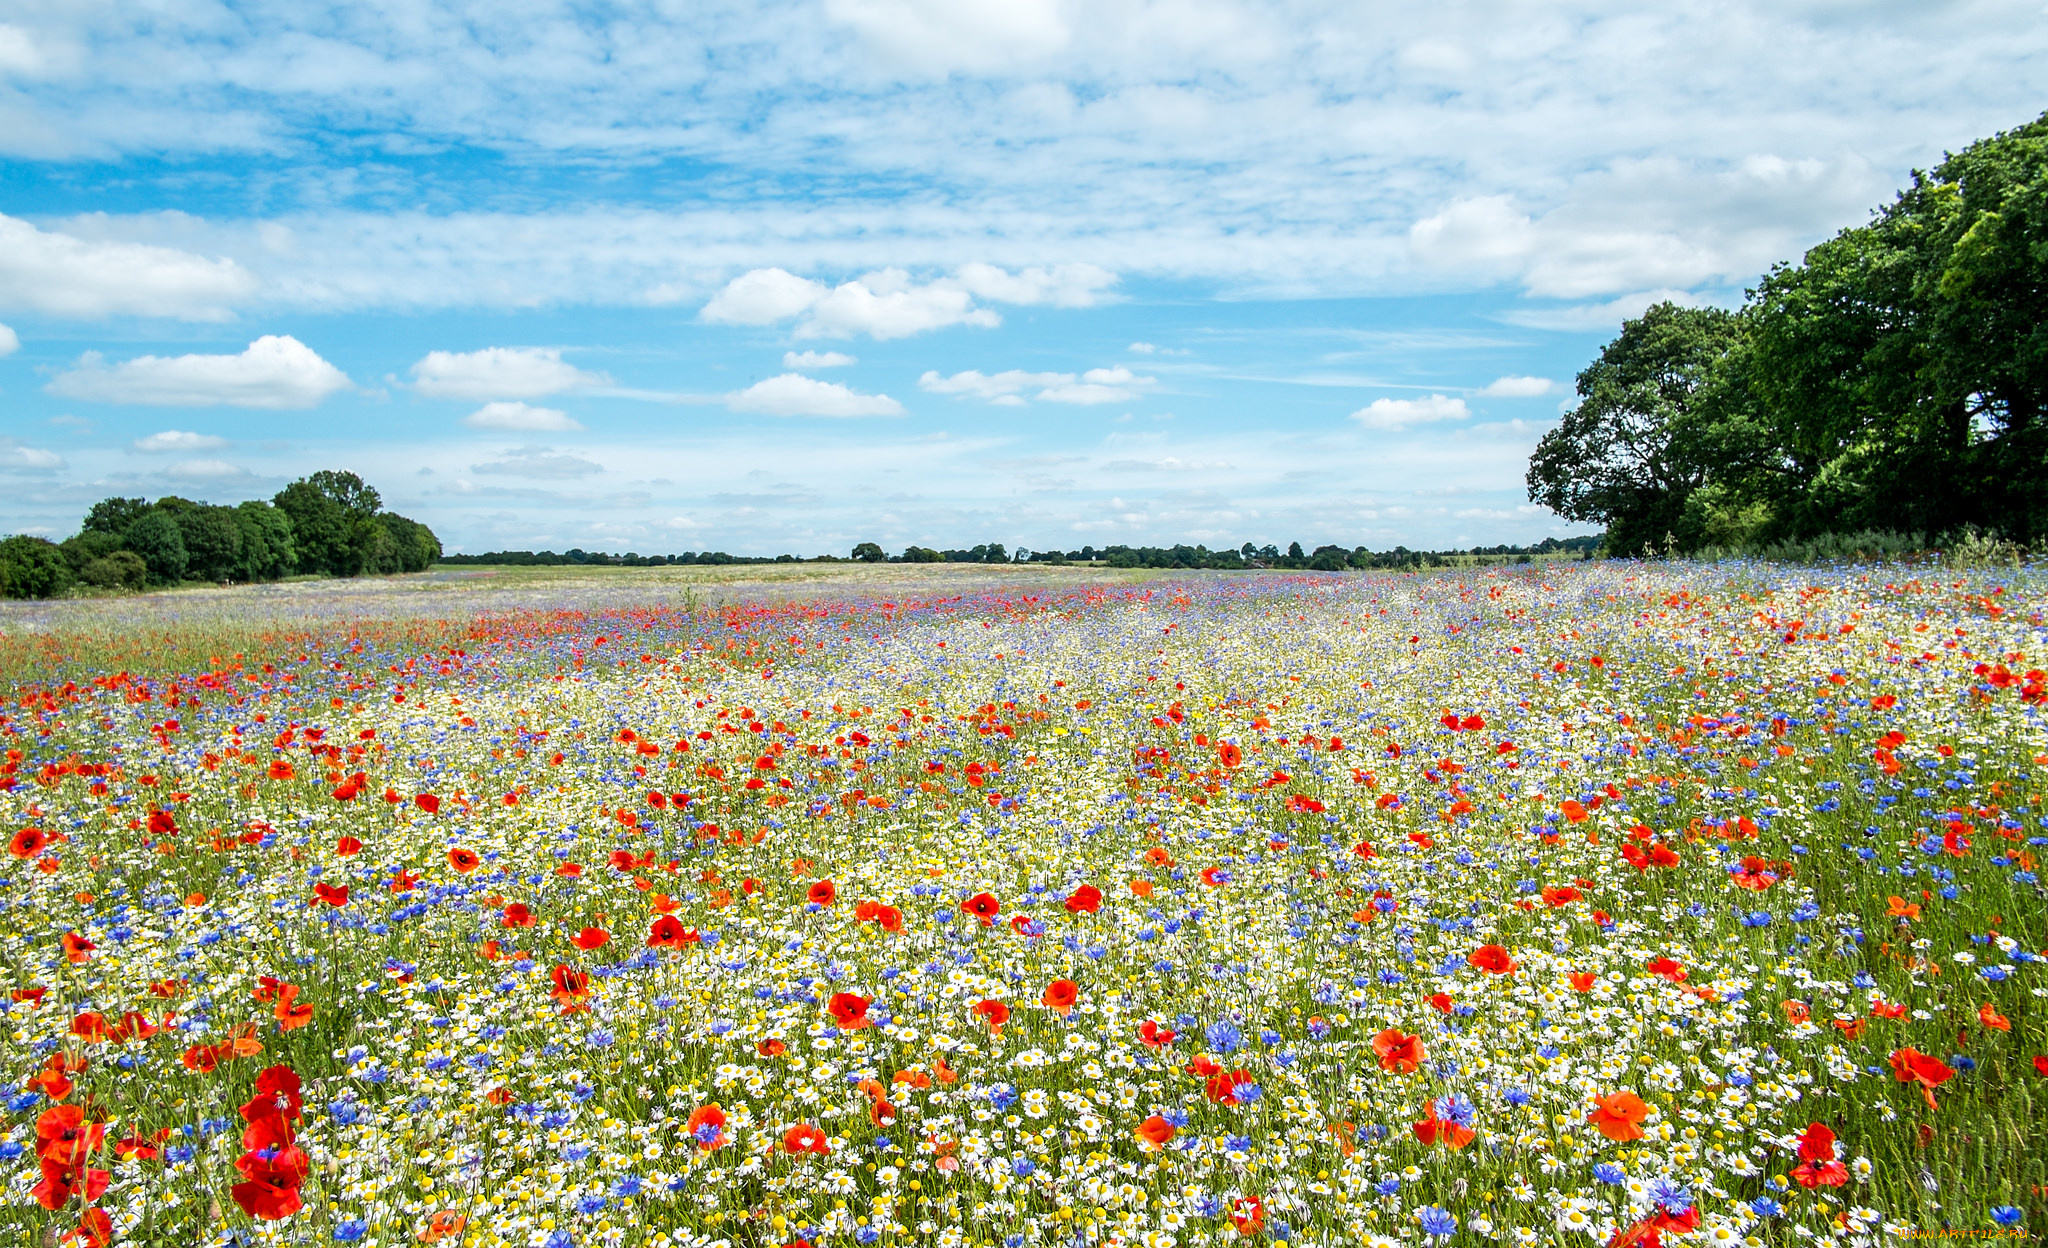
[441,535,1600,570]
[0,471,441,599]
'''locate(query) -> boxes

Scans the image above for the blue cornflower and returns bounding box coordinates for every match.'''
[1593,1163,1626,1186]
[1205,1021,1244,1054]
[1012,1158,1035,1177]
[1417,1206,1457,1239]
[1432,1093,1475,1126]
[333,1221,368,1242]
[576,1193,607,1215]
[1989,1208,2024,1228]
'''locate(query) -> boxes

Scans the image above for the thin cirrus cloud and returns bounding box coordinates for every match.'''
[462,401,583,432]
[702,264,1116,340]
[920,366,1154,406]
[726,374,904,418]
[1351,394,1471,431]
[409,347,608,401]
[470,446,606,479]
[0,442,65,473]
[45,335,352,409]
[134,429,229,453]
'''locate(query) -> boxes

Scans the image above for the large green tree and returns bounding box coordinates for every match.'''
[273,470,384,576]
[1526,303,1756,554]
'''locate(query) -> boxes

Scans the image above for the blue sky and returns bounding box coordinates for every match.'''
[1,1,2043,557]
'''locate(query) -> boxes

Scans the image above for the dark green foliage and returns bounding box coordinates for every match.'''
[79,551,148,589]
[901,546,944,563]
[851,542,885,563]
[273,471,386,576]
[0,536,74,599]
[1532,110,2048,551]
[81,497,150,538]
[233,502,297,582]
[122,510,189,585]
[372,514,441,574]
[58,531,123,571]
[156,498,246,583]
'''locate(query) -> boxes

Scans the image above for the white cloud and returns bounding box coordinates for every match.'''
[797,270,999,340]
[161,458,250,481]
[1478,375,1556,397]
[783,350,857,370]
[409,347,607,400]
[726,374,905,418]
[0,323,17,357]
[950,262,1116,307]
[462,400,584,431]
[1350,394,1471,431]
[0,443,64,472]
[822,0,1071,75]
[701,269,830,326]
[1038,366,1154,405]
[46,335,352,409]
[471,446,606,479]
[1127,342,1157,354]
[1500,289,1703,332]
[135,429,229,453]
[702,264,1112,340]
[921,364,1155,406]
[0,213,254,320]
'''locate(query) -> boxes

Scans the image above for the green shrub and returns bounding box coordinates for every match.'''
[79,551,148,590]
[122,510,190,584]
[0,535,75,599]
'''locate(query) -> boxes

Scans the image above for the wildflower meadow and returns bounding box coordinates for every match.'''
[2,563,2043,1248]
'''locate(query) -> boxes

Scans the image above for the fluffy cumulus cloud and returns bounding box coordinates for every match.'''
[0,323,17,357]
[1351,394,1471,431]
[0,214,255,320]
[726,374,904,418]
[470,446,606,479]
[462,401,583,431]
[410,347,607,401]
[782,350,857,370]
[1478,375,1556,397]
[702,264,1115,341]
[46,336,353,409]
[921,365,1154,406]
[134,429,229,453]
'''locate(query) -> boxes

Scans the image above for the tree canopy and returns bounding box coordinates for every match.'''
[1530,109,2048,551]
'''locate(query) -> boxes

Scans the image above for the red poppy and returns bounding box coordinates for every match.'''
[1541,885,1580,907]
[961,892,1001,923]
[1135,1115,1177,1146]
[1560,799,1588,823]
[1569,972,1597,992]
[827,992,872,1031]
[415,793,441,814]
[782,1123,830,1154]
[1064,884,1103,914]
[973,999,1010,1032]
[1467,944,1516,974]
[1645,957,1687,984]
[1138,1019,1176,1048]
[10,827,50,858]
[647,915,687,948]
[1204,1068,1255,1104]
[571,927,610,950]
[1587,1090,1649,1141]
[1427,992,1454,1014]
[1412,1112,1477,1149]
[1791,1121,1848,1188]
[807,880,837,906]
[447,847,479,872]
[1373,1028,1425,1073]
[333,835,361,857]
[500,903,536,928]
[1042,978,1078,1014]
[1890,1048,1955,1108]
[61,931,95,964]
[757,1038,788,1057]
[312,882,350,908]
[1217,742,1243,769]
[548,963,589,1012]
[1229,1195,1266,1235]
[686,1104,730,1150]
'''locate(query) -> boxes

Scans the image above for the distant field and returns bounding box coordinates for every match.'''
[0,563,1171,685]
